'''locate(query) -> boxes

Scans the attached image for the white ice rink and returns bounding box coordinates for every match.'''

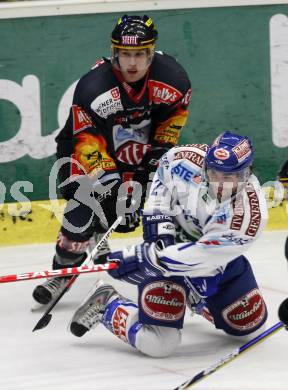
[0,230,288,390]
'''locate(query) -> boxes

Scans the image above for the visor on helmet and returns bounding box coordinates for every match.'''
[205,166,251,202]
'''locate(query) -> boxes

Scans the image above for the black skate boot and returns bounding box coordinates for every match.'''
[69,280,119,337]
[32,276,71,305]
[32,252,85,305]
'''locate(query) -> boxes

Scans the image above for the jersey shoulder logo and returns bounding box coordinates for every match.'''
[71,132,116,176]
[174,149,204,168]
[72,105,93,134]
[148,80,182,105]
[230,195,245,231]
[91,58,105,70]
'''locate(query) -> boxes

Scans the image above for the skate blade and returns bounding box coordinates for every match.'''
[31,302,47,312]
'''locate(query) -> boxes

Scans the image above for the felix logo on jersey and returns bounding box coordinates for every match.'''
[112,307,129,342]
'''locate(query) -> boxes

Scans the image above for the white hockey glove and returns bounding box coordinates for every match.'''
[108,242,170,281]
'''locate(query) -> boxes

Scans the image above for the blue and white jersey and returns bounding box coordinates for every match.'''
[144,144,268,277]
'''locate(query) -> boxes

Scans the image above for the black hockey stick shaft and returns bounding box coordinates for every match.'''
[32,216,123,332]
[32,274,77,331]
[278,235,288,325]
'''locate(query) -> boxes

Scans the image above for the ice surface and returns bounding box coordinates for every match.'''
[0,231,287,390]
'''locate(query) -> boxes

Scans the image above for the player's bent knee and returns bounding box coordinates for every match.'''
[218,288,268,337]
[53,231,90,267]
[225,323,266,342]
[136,325,181,357]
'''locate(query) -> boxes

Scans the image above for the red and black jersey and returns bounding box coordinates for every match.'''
[56,52,191,186]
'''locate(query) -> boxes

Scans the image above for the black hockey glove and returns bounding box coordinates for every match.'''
[140,146,168,172]
[57,161,79,201]
[94,180,140,233]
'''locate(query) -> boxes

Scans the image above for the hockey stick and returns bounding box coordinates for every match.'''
[174,321,285,390]
[0,263,118,283]
[32,216,123,332]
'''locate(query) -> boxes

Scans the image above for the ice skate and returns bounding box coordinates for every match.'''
[32,276,71,305]
[69,280,119,337]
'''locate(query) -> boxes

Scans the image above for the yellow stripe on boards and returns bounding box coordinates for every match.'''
[266,201,288,230]
[0,200,286,246]
[0,199,142,246]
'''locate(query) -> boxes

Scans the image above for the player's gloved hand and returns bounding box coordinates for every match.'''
[142,211,176,247]
[115,209,140,233]
[108,246,140,282]
[132,169,152,209]
[186,274,223,299]
[108,242,170,282]
[116,194,140,233]
[186,286,206,314]
[140,146,168,172]
[94,180,140,233]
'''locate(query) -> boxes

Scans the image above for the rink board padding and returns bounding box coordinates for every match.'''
[0,199,141,246]
[0,199,286,246]
[1,5,288,205]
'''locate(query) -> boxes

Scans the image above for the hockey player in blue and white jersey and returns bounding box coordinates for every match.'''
[68,131,269,358]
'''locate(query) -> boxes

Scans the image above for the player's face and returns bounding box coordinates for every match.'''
[206,168,248,202]
[118,49,150,82]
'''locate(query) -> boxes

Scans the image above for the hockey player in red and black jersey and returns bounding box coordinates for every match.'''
[32,15,191,305]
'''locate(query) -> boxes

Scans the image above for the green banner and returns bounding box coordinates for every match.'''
[1,5,287,202]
